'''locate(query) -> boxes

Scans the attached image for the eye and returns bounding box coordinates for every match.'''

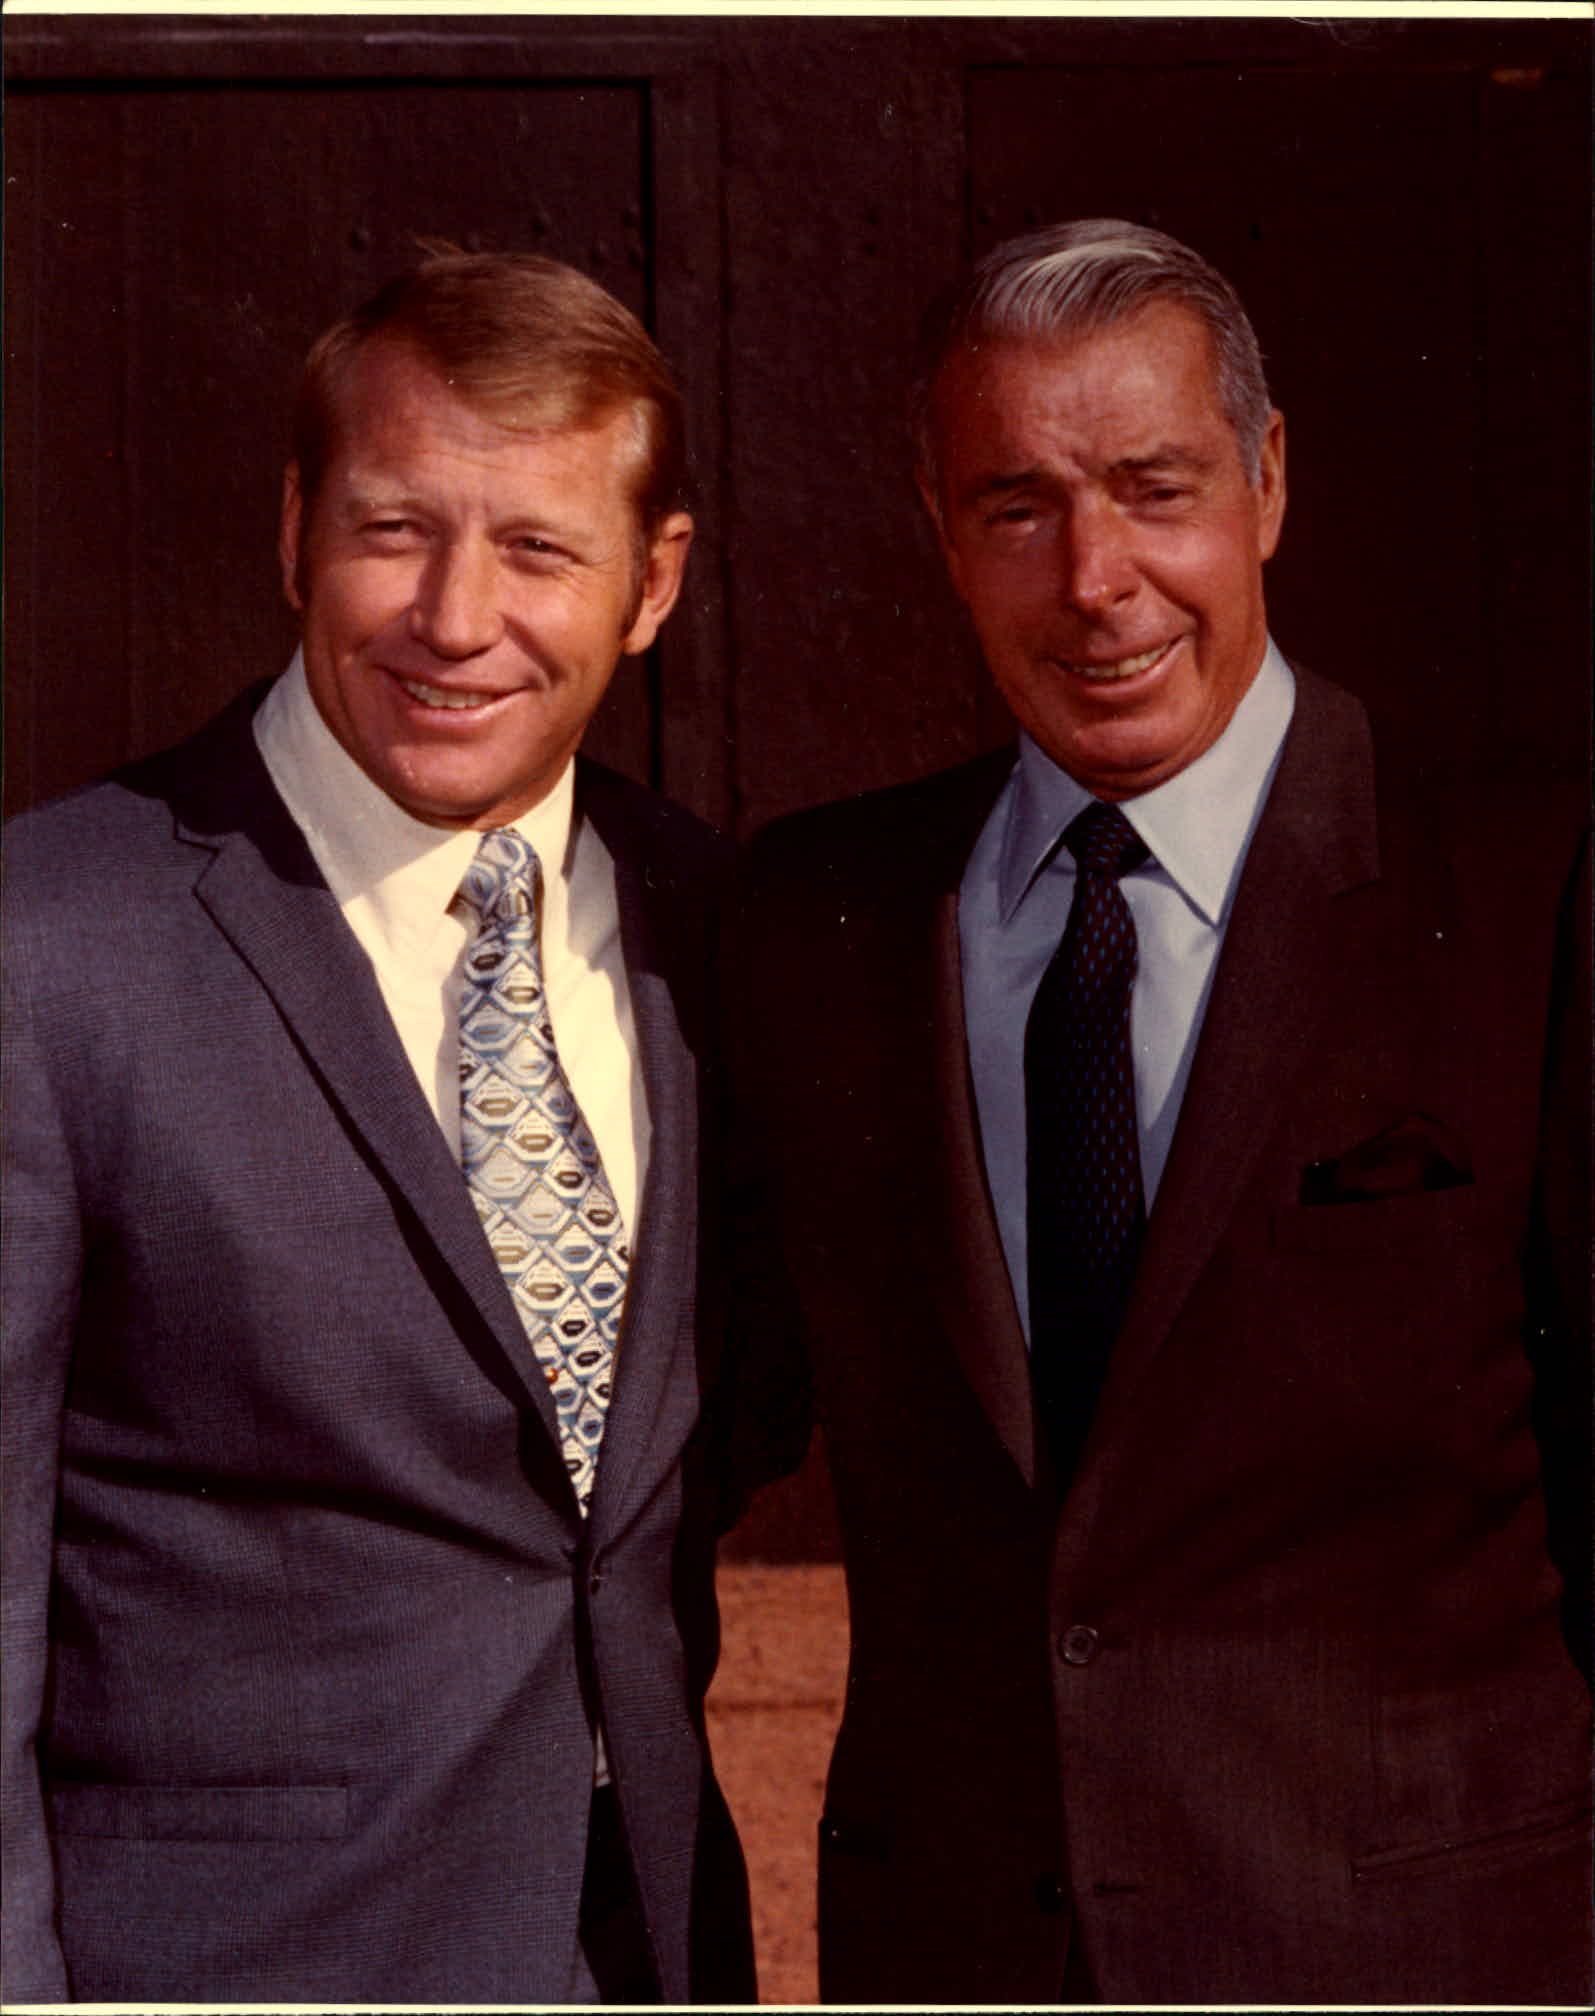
[505,534,571,571]
[986,501,1039,529]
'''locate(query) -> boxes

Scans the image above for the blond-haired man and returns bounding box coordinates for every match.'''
[4,253,753,2004]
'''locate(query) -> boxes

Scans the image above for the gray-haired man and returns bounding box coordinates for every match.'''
[729,219,1590,2005]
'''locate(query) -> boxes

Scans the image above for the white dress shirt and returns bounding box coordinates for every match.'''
[255,651,649,1240]
[258,654,646,1785]
[959,639,1295,1342]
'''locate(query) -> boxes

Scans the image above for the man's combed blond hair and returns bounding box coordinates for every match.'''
[292,247,686,533]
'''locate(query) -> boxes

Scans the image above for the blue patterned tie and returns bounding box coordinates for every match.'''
[456,829,627,1511]
[1025,800,1150,1486]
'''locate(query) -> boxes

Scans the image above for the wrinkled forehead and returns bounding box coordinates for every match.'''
[318,337,653,511]
[940,299,1223,402]
[929,306,1232,466]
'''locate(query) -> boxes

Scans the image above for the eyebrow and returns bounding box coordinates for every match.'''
[961,445,1218,507]
[1110,447,1217,477]
[333,490,427,524]
[962,468,1046,507]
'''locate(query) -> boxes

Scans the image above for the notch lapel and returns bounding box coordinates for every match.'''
[574,766,710,1543]
[172,698,568,1453]
[928,886,1042,1489]
[906,754,1042,1489]
[1083,670,1382,1464]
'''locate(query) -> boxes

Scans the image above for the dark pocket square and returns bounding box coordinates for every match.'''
[1300,1112,1473,1206]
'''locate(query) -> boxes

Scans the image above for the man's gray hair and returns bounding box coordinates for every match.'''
[911,218,1273,487]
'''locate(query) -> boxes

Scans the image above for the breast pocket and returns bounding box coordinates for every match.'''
[1270,1182,1483,1261]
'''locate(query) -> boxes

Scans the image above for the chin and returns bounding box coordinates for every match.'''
[1057,732,1189,798]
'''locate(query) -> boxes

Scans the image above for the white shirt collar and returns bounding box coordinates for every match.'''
[999,637,1296,928]
[254,649,576,963]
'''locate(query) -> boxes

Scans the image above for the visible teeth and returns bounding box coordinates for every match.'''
[1064,644,1167,682]
[399,678,494,710]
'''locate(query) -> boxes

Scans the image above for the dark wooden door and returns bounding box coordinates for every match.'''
[4,23,726,820]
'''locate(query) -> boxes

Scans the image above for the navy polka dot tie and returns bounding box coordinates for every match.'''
[1025,800,1150,1487]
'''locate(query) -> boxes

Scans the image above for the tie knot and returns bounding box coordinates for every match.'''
[458,828,541,924]
[1065,801,1148,883]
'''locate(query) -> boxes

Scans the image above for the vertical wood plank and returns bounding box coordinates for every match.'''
[648,53,731,828]
[4,91,135,812]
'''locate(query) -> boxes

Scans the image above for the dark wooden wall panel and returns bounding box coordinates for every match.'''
[969,59,1491,773]
[5,92,138,808]
[1478,57,1593,780]
[720,24,968,835]
[716,18,1589,844]
[7,77,651,810]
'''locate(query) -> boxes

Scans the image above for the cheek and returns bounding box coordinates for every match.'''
[1180,524,1262,614]
[314,575,409,656]
[964,563,1045,641]
[536,587,632,670]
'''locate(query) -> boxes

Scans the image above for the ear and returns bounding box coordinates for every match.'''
[1255,409,1286,563]
[621,510,694,656]
[278,464,306,613]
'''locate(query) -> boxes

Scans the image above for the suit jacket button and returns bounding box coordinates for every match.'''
[1058,1624,1100,1666]
[1034,1871,1066,1915]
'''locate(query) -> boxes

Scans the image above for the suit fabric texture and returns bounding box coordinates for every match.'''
[1,685,754,2004]
[728,666,1591,2005]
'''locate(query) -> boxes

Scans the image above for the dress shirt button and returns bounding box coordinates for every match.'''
[1034,1871,1066,1915]
[1058,1624,1101,1666]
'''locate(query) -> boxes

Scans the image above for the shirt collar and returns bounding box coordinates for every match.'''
[253,649,576,961]
[998,637,1296,927]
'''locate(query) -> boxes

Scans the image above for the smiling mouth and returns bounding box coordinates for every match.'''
[1058,642,1173,684]
[395,675,503,711]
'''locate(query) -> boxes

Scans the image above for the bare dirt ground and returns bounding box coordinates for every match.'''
[706,1562,849,2006]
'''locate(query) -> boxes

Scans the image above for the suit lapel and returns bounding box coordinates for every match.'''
[914,686,1380,1513]
[171,694,568,1449]
[574,764,709,1541]
[1090,668,1382,1444]
[897,754,1042,1488]
[928,886,1043,1489]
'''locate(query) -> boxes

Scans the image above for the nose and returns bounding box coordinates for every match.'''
[1060,502,1138,618]
[409,538,503,658]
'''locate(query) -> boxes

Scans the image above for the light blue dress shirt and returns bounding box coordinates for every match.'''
[959,640,1296,1343]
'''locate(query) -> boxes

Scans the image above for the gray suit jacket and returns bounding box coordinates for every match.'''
[1,684,753,2003]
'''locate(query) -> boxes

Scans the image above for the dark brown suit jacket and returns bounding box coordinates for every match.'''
[728,666,1591,2004]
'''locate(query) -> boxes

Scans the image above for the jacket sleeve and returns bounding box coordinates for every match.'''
[705,845,815,1534]
[1,924,80,2002]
